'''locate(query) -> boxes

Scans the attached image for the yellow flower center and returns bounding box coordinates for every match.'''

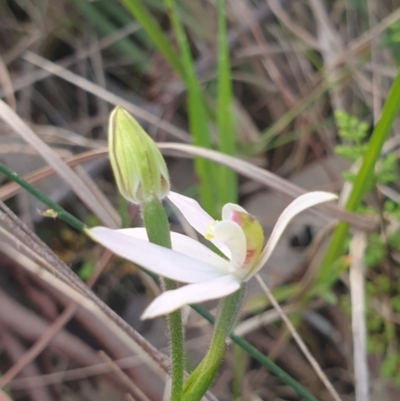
[205,208,264,270]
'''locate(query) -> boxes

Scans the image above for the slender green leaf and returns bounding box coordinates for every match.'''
[120,0,185,78]
[0,163,85,231]
[216,0,237,206]
[163,0,216,215]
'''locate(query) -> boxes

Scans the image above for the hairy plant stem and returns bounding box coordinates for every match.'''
[142,198,184,401]
[182,286,246,401]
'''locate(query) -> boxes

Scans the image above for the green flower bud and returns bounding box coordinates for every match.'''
[109,106,170,204]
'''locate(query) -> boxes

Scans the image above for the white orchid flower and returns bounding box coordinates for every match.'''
[87,191,337,319]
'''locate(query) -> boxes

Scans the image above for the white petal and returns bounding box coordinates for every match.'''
[167,191,214,236]
[117,228,231,274]
[248,191,338,278]
[88,227,226,283]
[222,203,248,220]
[141,275,241,319]
[168,191,230,258]
[212,220,246,270]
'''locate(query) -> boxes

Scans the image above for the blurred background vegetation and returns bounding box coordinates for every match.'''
[1,0,400,400]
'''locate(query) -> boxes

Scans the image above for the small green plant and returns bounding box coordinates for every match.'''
[382,20,400,65]
[334,110,398,187]
[334,110,400,386]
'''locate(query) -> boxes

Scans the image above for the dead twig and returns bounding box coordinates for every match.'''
[255,274,343,401]
[349,233,369,401]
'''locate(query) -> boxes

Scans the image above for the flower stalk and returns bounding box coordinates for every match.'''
[142,198,184,401]
[182,286,245,401]
[108,106,184,400]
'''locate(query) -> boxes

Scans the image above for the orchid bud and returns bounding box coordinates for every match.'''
[109,106,170,204]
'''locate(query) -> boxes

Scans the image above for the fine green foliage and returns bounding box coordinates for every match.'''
[334,110,398,187]
[382,20,400,65]
[162,0,217,216]
[332,108,400,387]
[317,69,400,287]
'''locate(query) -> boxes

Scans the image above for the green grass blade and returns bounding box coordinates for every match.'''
[163,0,216,215]
[317,68,400,286]
[0,163,86,231]
[120,0,185,78]
[216,0,237,205]
[120,0,217,214]
[71,0,149,71]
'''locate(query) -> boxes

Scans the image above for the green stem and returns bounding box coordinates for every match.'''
[0,162,85,231]
[183,287,245,401]
[142,199,184,401]
[191,305,320,401]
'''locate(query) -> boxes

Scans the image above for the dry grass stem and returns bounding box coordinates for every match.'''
[0,99,120,228]
[23,52,191,142]
[349,232,369,401]
[255,274,343,401]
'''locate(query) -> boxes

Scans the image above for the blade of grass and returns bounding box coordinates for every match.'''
[317,68,400,287]
[0,162,86,231]
[216,0,237,206]
[96,0,152,48]
[162,0,216,215]
[119,0,185,78]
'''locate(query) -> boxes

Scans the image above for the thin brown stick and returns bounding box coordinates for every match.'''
[0,331,53,401]
[349,233,369,401]
[0,247,111,388]
[0,303,81,388]
[255,274,342,401]
[23,52,190,143]
[0,99,119,228]
[9,356,143,389]
[0,144,377,231]
[98,351,152,401]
